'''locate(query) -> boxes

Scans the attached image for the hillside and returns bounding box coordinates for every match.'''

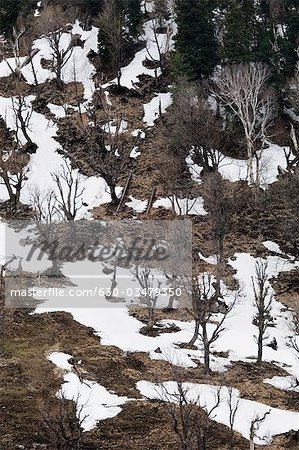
[0,1,299,449]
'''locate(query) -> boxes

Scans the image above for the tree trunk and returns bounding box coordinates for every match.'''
[166,295,175,310]
[17,107,33,146]
[257,329,263,365]
[55,52,63,85]
[204,345,210,374]
[188,318,200,347]
[14,182,22,208]
[1,174,15,203]
[30,58,38,86]
[117,68,122,87]
[230,429,235,450]
[201,428,207,450]
[110,184,119,205]
[246,138,254,186]
[202,323,210,374]
[215,253,223,301]
[51,258,59,277]
[147,306,155,331]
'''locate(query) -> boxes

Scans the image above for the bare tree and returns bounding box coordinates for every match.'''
[51,160,84,221]
[170,79,223,176]
[1,25,26,78]
[92,128,128,206]
[20,24,40,86]
[160,381,202,450]
[164,272,181,310]
[11,93,37,153]
[158,144,202,217]
[30,185,60,223]
[170,194,203,217]
[52,94,133,210]
[134,265,161,332]
[249,410,270,450]
[0,107,30,210]
[36,4,77,83]
[146,18,173,79]
[202,172,236,287]
[199,387,223,450]
[40,392,86,450]
[186,274,236,374]
[29,185,63,276]
[83,91,134,205]
[0,151,29,210]
[252,261,273,365]
[0,255,17,293]
[158,374,222,450]
[104,259,118,301]
[0,15,40,83]
[227,386,240,449]
[212,63,276,186]
[30,187,66,278]
[58,111,125,207]
[288,300,299,356]
[202,172,235,295]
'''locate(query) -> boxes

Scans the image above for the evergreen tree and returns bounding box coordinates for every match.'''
[154,0,171,26]
[283,0,299,76]
[98,0,124,73]
[97,0,142,84]
[0,0,29,33]
[255,0,298,81]
[126,0,143,41]
[255,0,285,87]
[82,0,105,15]
[174,0,219,79]
[222,0,257,63]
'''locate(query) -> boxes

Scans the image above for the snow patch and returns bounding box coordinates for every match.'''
[153,196,207,216]
[48,351,129,432]
[137,380,299,445]
[125,195,147,212]
[143,92,172,127]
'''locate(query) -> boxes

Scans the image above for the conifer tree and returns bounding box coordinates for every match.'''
[98,0,125,83]
[174,0,219,79]
[283,0,299,76]
[255,0,298,83]
[82,0,105,15]
[254,0,285,89]
[126,0,143,41]
[0,0,29,33]
[154,0,171,26]
[98,0,142,85]
[222,0,257,63]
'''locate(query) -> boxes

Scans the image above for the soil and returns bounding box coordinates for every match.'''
[1,9,299,450]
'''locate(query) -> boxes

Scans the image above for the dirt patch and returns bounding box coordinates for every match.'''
[138,322,181,337]
[129,305,194,322]
[87,400,250,450]
[0,76,32,98]
[0,201,32,220]
[272,269,299,310]
[1,302,298,449]
[31,80,85,115]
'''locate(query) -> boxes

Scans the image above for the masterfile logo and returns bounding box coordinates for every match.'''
[4,219,192,309]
